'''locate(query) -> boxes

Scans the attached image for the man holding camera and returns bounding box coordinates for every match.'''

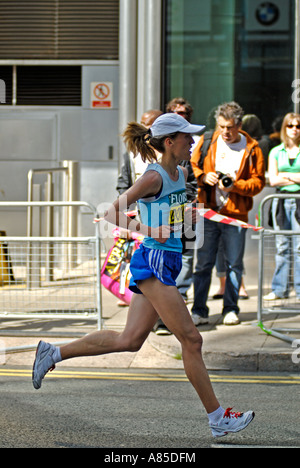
[190,102,265,325]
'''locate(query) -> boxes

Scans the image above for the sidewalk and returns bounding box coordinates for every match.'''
[0,277,299,373]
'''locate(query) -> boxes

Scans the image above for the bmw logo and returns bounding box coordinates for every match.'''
[256,2,280,26]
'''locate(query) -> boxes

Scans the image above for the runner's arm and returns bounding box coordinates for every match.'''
[104,170,172,242]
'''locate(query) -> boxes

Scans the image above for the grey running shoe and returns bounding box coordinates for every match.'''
[32,341,56,389]
[210,407,255,438]
[191,313,209,326]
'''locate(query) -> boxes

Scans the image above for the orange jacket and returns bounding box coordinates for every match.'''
[191,130,265,222]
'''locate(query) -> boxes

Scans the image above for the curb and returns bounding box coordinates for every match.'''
[148,331,300,373]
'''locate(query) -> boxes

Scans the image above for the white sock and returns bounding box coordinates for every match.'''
[52,346,62,363]
[208,406,225,424]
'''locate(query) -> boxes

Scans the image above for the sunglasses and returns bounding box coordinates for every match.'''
[172,111,188,117]
[286,124,300,129]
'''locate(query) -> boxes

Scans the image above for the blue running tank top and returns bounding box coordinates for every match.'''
[138,163,187,252]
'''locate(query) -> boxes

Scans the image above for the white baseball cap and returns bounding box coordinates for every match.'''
[150,113,205,138]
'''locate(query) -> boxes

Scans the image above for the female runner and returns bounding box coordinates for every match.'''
[32,113,254,438]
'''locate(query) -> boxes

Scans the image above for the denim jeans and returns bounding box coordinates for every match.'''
[192,219,246,317]
[176,249,194,299]
[215,238,245,278]
[271,198,300,298]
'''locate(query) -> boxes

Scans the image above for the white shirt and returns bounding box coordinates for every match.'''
[215,134,247,180]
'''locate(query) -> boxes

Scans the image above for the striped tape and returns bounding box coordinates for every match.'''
[200,209,263,231]
[94,208,263,232]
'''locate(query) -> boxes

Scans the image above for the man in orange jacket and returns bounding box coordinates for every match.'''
[191,102,265,325]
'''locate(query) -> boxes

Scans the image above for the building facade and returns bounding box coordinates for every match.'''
[164,0,297,131]
[0,0,299,240]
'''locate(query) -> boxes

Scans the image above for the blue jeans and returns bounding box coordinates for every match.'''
[271,198,300,298]
[192,219,246,317]
[215,238,245,278]
[176,249,194,299]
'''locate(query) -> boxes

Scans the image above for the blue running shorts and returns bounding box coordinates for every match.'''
[129,244,182,294]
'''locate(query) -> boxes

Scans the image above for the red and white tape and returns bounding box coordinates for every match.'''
[200,209,262,231]
[94,208,262,232]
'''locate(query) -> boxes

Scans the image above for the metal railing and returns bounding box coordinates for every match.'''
[27,161,78,240]
[0,201,104,335]
[257,193,300,343]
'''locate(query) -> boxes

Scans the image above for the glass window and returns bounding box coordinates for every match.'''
[164,0,295,133]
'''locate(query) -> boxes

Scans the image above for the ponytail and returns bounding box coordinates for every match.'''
[123,121,179,163]
[122,122,157,163]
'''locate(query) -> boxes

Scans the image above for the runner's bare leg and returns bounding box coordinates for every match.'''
[60,293,159,359]
[60,276,220,414]
[137,277,220,414]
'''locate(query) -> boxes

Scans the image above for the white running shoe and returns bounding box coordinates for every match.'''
[210,407,255,438]
[223,311,240,325]
[32,340,56,390]
[263,292,281,301]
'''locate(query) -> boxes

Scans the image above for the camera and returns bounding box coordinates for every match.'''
[216,171,233,188]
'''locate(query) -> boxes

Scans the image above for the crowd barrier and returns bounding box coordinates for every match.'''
[257,194,300,343]
[0,202,104,344]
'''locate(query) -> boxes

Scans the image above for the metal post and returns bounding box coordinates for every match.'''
[27,167,69,284]
[12,65,17,106]
[62,161,78,270]
[136,0,147,119]
[294,0,300,113]
[144,0,162,111]
[118,0,138,167]
[62,161,78,239]
[95,225,103,330]
[257,228,264,324]
[27,184,42,289]
[136,0,162,121]
[45,173,54,282]
[27,167,68,237]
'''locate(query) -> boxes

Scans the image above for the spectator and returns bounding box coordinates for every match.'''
[191,102,265,326]
[213,113,269,301]
[166,97,199,303]
[166,97,194,122]
[264,112,300,301]
[268,115,284,152]
[242,114,270,166]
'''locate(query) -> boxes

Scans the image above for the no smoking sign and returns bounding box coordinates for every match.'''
[90,82,113,109]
